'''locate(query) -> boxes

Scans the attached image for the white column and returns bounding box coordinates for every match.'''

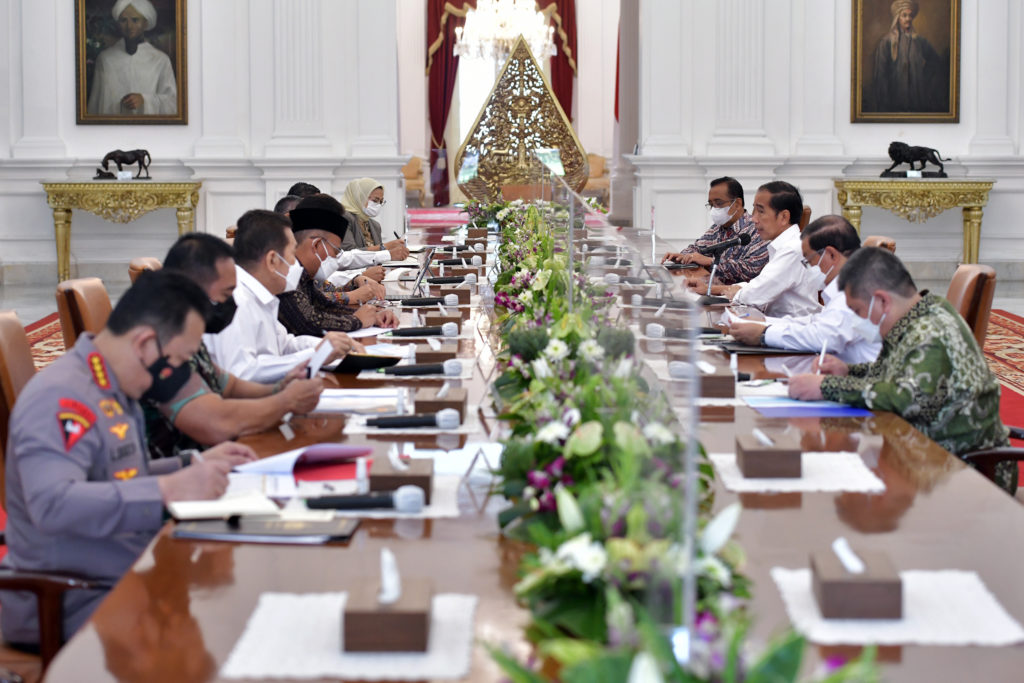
[0,0,11,158]
[11,0,65,158]
[609,0,638,224]
[193,0,249,157]
[637,0,691,156]
[349,0,400,158]
[705,0,774,155]
[969,0,1016,155]
[792,0,844,156]
[262,0,332,156]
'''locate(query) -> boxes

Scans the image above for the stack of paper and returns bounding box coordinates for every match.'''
[168,490,280,520]
[313,388,403,415]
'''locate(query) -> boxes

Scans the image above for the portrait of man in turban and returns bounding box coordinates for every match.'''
[852,0,958,122]
[78,0,186,123]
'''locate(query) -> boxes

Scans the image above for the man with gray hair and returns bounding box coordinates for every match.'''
[87,0,178,115]
[788,247,1015,493]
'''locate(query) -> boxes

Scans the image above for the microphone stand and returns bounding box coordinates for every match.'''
[706,249,722,297]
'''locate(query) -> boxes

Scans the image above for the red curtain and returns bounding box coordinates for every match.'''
[426,0,475,207]
[537,0,577,121]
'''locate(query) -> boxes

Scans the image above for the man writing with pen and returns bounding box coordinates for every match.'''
[276,193,400,337]
[662,177,768,285]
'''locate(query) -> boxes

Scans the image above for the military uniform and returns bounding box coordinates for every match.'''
[0,334,181,644]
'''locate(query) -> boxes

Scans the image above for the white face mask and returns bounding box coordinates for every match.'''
[274,252,304,292]
[808,257,834,293]
[313,239,341,283]
[364,200,383,218]
[851,295,886,344]
[709,199,736,228]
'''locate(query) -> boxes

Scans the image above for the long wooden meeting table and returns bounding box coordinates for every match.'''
[44,227,1024,682]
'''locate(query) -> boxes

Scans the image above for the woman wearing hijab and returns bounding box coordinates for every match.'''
[87,0,178,115]
[339,178,407,254]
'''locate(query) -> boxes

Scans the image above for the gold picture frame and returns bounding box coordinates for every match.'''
[76,0,188,124]
[851,0,959,123]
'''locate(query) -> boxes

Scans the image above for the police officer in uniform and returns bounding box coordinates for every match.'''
[0,270,255,647]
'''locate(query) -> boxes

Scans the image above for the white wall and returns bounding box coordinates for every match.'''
[631,0,1024,280]
[0,0,407,284]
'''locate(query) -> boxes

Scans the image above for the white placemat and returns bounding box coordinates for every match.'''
[343,414,476,436]
[736,380,790,398]
[357,366,473,381]
[771,568,1024,646]
[708,452,886,493]
[221,592,478,680]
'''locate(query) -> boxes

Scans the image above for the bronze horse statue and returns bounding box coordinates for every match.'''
[101,149,151,179]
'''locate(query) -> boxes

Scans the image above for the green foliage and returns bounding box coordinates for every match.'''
[597,327,636,358]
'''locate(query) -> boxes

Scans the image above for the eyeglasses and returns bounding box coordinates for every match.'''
[369,199,387,207]
[705,198,736,210]
[799,248,826,268]
[319,238,342,256]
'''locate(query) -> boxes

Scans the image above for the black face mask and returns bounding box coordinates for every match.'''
[141,339,192,403]
[205,296,237,334]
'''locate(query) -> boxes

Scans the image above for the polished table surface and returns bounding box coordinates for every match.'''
[44,225,1024,682]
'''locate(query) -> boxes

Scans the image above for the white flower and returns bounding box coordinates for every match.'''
[531,357,553,380]
[496,208,511,221]
[696,555,732,588]
[554,485,584,534]
[531,269,551,291]
[536,421,569,445]
[511,198,524,207]
[522,485,537,500]
[519,290,534,305]
[627,651,665,683]
[555,532,607,582]
[613,357,634,379]
[700,502,741,556]
[578,339,605,364]
[563,407,582,427]
[514,268,531,283]
[543,338,570,362]
[643,423,676,447]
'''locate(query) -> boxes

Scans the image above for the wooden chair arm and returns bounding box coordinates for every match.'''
[0,570,107,666]
[961,447,1024,486]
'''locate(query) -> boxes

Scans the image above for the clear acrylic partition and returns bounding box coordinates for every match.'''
[535,150,701,665]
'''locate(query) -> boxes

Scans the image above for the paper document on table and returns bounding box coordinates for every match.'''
[226,473,299,498]
[382,256,421,267]
[313,388,402,415]
[234,443,373,475]
[168,490,280,520]
[306,340,333,377]
[347,326,387,339]
[384,268,415,282]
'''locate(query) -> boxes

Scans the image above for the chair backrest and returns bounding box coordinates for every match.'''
[55,278,112,350]
[402,156,422,180]
[798,206,812,231]
[946,264,997,347]
[0,311,36,510]
[863,235,897,252]
[586,154,607,178]
[128,256,162,284]
[225,225,237,239]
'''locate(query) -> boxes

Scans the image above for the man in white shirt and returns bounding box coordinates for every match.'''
[204,210,363,383]
[704,181,821,318]
[727,215,882,364]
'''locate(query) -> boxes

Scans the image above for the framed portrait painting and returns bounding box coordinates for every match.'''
[75,0,187,124]
[851,0,959,123]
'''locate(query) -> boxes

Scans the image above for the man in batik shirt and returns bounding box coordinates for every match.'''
[789,247,1015,493]
[662,177,769,285]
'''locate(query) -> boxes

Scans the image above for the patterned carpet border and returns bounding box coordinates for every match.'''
[26,312,64,370]
[983,310,1024,396]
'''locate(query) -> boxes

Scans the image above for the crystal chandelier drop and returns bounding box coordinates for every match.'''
[453,0,556,64]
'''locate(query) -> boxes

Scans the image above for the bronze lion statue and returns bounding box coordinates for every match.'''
[883,141,950,175]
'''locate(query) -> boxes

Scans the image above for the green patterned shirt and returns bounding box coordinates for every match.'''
[821,294,1014,492]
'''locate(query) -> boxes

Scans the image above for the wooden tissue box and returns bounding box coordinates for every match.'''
[735,432,801,478]
[811,549,902,620]
[370,457,433,504]
[619,285,648,305]
[423,314,462,330]
[466,227,488,238]
[699,365,735,399]
[414,386,468,421]
[439,286,470,305]
[446,267,481,279]
[414,342,459,364]
[343,578,432,652]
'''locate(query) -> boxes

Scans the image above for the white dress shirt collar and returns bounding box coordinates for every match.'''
[821,278,840,306]
[766,225,801,258]
[235,264,278,307]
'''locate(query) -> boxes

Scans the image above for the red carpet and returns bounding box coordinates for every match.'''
[407,207,468,226]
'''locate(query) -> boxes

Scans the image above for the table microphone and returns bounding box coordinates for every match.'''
[305,485,425,512]
[697,232,751,256]
[443,294,460,307]
[646,322,690,339]
[386,322,459,337]
[437,255,483,266]
[399,297,444,306]
[367,408,460,429]
[641,298,687,309]
[381,359,461,376]
[604,273,620,285]
[427,276,464,284]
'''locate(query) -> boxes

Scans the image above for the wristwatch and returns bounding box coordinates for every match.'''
[758,327,769,347]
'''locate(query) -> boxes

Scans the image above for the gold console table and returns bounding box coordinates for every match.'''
[833,177,995,264]
[41,181,202,281]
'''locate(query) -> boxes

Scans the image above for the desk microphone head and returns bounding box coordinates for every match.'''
[472,242,485,251]
[393,485,426,513]
[646,322,666,338]
[463,273,477,284]
[443,293,460,307]
[442,358,462,375]
[470,254,483,266]
[604,273,621,285]
[435,408,461,429]
[668,360,693,379]
[631,294,643,307]
[441,322,459,337]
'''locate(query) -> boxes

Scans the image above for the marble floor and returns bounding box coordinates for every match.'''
[3,278,1024,327]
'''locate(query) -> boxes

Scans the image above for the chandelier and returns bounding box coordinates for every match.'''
[454,0,556,63]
